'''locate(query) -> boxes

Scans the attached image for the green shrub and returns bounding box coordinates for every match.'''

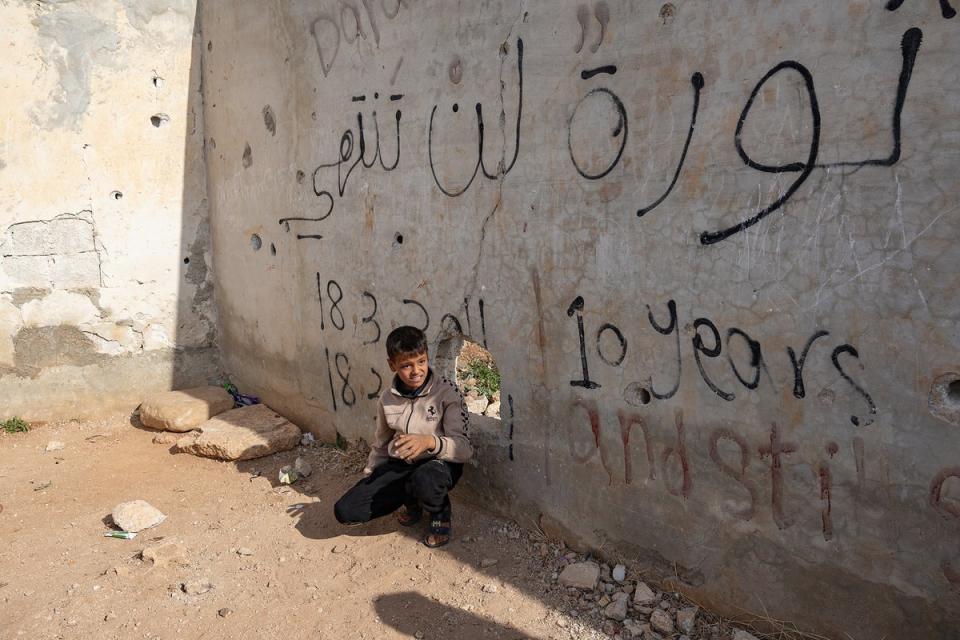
[467,359,501,398]
[2,417,29,433]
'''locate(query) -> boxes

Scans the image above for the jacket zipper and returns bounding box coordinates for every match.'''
[404,396,415,434]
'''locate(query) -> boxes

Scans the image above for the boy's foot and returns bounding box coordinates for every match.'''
[395,504,422,527]
[422,513,451,548]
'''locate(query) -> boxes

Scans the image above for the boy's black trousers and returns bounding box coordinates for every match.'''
[334,457,464,524]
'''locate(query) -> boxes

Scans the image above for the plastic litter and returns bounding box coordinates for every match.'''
[104,531,137,540]
[222,382,260,408]
[278,466,299,485]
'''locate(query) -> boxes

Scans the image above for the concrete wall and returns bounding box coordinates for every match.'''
[0,0,219,420]
[199,1,960,636]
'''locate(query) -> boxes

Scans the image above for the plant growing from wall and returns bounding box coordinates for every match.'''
[466,359,501,399]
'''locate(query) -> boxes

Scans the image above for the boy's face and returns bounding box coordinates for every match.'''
[388,349,429,389]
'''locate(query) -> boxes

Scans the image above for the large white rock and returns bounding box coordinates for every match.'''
[733,630,761,640]
[112,500,166,533]
[140,386,234,432]
[174,404,302,461]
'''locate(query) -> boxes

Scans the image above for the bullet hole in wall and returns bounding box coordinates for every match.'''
[394,232,404,245]
[270,243,277,256]
[251,234,262,251]
[110,191,123,200]
[242,143,253,169]
[152,74,164,89]
[928,373,960,426]
[150,114,170,128]
[660,3,676,25]
[623,382,652,407]
[207,41,213,52]
[452,103,459,113]
[262,105,276,136]
[296,170,305,184]
[183,257,190,265]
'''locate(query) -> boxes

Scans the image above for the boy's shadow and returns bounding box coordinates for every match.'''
[234,456,415,543]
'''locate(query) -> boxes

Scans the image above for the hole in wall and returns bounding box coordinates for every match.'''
[270,243,277,256]
[242,143,253,169]
[110,191,123,200]
[183,257,190,265]
[623,382,652,406]
[929,373,960,426]
[152,74,164,89]
[250,234,262,251]
[207,41,213,52]
[296,170,305,184]
[435,335,502,420]
[393,232,404,246]
[150,114,170,128]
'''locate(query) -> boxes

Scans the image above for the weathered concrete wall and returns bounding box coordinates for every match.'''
[199,1,960,636]
[0,0,219,419]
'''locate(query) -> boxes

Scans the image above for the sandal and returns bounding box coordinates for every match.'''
[422,516,452,548]
[395,504,422,527]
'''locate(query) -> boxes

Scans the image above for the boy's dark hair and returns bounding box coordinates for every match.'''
[386,325,428,360]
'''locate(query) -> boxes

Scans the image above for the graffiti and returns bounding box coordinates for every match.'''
[427,38,524,197]
[574,2,611,54]
[310,0,408,78]
[565,295,877,427]
[886,0,956,19]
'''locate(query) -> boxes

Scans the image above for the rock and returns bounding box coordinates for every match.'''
[598,595,611,607]
[182,578,213,595]
[331,544,347,554]
[733,631,761,640]
[612,591,629,602]
[622,620,648,638]
[601,620,618,636]
[151,432,181,445]
[604,596,628,621]
[484,400,501,417]
[236,547,253,556]
[218,608,232,618]
[140,540,187,567]
[112,566,130,577]
[481,583,498,593]
[480,558,498,568]
[558,562,600,590]
[294,456,312,477]
[140,386,234,432]
[612,563,626,582]
[633,581,657,604]
[174,404,301,461]
[111,500,166,533]
[465,395,489,414]
[677,607,698,634]
[659,599,671,609]
[300,432,316,446]
[650,609,674,635]
[45,441,65,452]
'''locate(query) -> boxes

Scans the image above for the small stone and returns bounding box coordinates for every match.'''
[236,547,253,556]
[633,582,657,605]
[218,607,233,618]
[600,564,612,581]
[612,564,626,582]
[733,631,761,640]
[556,618,568,628]
[300,433,316,446]
[601,619,618,636]
[621,583,634,594]
[612,591,628,602]
[604,596,628,621]
[598,595,611,607]
[45,441,65,452]
[603,581,615,594]
[483,400,501,417]
[481,583,498,593]
[104,612,117,621]
[677,607,698,634]
[140,540,187,567]
[480,558,498,568]
[112,500,166,533]
[650,609,674,635]
[659,599,671,610]
[152,432,181,445]
[294,456,312,478]
[465,396,489,414]
[331,544,347,554]
[182,579,214,595]
[415,632,424,639]
[558,562,600,590]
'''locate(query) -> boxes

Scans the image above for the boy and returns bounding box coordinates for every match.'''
[333,325,473,547]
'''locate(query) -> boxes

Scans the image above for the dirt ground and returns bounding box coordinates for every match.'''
[0,416,774,640]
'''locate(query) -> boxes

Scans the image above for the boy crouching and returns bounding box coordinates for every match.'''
[334,325,472,547]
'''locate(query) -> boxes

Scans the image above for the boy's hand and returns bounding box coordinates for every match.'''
[394,434,437,461]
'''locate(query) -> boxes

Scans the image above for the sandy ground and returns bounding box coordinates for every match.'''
[0,415,781,640]
[0,415,600,640]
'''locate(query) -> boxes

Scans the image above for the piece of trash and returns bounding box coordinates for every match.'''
[33,481,51,491]
[278,466,299,485]
[104,531,137,540]
[85,434,108,443]
[45,441,65,452]
[300,433,316,446]
[222,382,260,408]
